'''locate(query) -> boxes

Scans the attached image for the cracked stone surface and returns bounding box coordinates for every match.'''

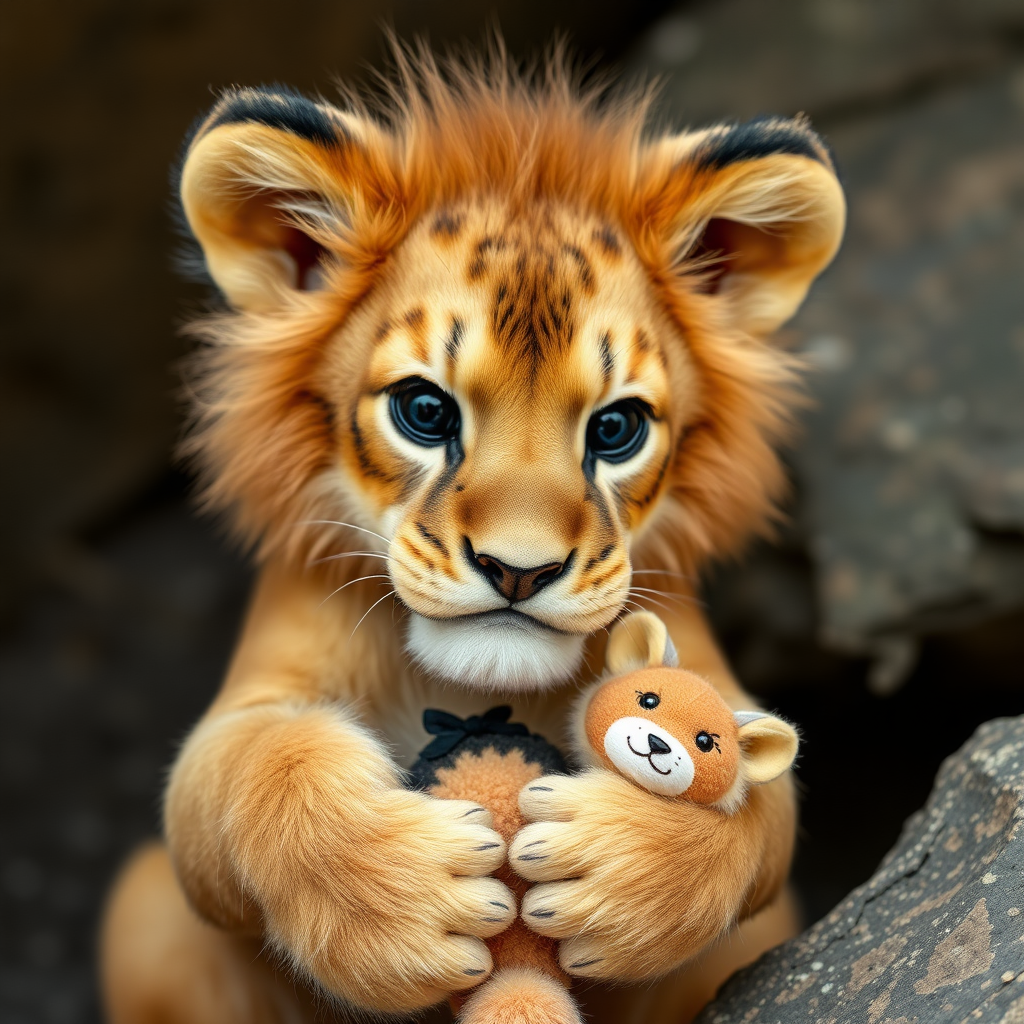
[696,715,1024,1024]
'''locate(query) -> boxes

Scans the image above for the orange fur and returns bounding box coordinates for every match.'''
[102,41,844,1024]
[583,667,744,803]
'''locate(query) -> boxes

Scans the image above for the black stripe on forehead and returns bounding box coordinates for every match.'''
[431,210,464,238]
[488,247,579,377]
[562,244,595,292]
[583,474,615,535]
[420,439,465,519]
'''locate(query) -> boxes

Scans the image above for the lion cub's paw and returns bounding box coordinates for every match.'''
[513,771,750,981]
[279,791,515,1012]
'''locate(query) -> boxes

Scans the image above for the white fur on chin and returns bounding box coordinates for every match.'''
[405,611,586,692]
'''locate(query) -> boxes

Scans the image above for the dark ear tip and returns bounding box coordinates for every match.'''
[694,115,834,174]
[197,84,344,150]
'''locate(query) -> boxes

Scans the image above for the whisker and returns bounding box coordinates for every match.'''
[300,519,392,547]
[350,590,396,640]
[627,592,682,617]
[318,575,392,608]
[309,549,416,578]
[628,586,693,605]
[310,550,390,565]
[630,569,695,581]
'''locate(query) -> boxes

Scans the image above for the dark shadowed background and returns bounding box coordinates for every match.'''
[2,2,1023,1022]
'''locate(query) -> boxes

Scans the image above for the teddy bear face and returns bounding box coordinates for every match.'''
[583,667,741,803]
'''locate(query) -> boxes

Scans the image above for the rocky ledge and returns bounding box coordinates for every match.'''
[698,715,1024,1024]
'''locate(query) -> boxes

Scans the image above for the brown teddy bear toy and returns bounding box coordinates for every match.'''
[408,611,799,1024]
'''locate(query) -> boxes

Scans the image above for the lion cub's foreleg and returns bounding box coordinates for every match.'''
[162,697,514,1014]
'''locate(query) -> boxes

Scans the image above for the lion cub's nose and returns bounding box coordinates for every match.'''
[466,539,568,602]
[647,733,672,755]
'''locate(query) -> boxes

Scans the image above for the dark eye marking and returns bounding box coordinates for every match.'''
[446,317,465,364]
[636,691,660,710]
[599,332,614,383]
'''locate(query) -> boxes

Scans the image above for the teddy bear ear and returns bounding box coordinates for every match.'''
[605,611,679,674]
[736,713,799,784]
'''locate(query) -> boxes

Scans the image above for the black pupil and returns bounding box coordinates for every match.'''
[408,392,445,431]
[639,692,660,709]
[586,400,647,462]
[392,383,459,444]
[596,409,634,447]
[695,732,714,752]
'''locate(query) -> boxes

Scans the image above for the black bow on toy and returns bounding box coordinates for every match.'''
[419,706,530,759]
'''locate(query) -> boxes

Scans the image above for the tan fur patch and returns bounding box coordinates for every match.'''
[430,749,569,989]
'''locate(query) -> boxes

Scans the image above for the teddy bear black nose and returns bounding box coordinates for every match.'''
[647,733,671,755]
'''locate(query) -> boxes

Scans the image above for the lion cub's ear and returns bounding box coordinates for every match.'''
[605,611,679,674]
[647,116,845,336]
[735,712,799,784]
[179,86,384,311]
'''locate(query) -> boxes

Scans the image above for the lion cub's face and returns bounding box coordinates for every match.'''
[320,202,698,690]
[179,80,844,694]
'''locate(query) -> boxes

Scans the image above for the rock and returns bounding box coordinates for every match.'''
[632,3,1024,668]
[630,0,1015,126]
[635,0,1018,126]
[793,69,1024,652]
[696,715,1024,1024]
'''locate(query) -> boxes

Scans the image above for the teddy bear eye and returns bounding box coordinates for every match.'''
[695,731,716,753]
[637,692,660,710]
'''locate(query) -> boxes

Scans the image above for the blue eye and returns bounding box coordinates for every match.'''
[586,400,649,463]
[390,380,460,446]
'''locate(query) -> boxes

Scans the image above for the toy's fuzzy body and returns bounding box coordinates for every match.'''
[99,41,843,1024]
[408,710,575,1023]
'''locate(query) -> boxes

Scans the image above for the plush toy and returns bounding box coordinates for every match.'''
[571,611,800,816]
[408,706,576,1024]
[408,611,800,1024]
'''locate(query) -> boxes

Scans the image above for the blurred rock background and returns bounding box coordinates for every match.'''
[1,1,1022,1021]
